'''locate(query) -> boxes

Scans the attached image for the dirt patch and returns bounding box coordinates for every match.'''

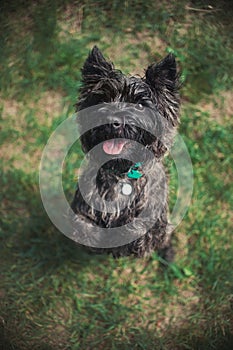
[32,91,68,126]
[58,3,84,36]
[100,31,167,76]
[0,91,68,172]
[0,91,65,127]
[198,90,233,124]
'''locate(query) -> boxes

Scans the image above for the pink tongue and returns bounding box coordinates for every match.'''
[103,139,126,155]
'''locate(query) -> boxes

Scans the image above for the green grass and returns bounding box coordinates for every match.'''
[1,1,233,349]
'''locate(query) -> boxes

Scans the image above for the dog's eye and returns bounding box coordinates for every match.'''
[135,103,144,111]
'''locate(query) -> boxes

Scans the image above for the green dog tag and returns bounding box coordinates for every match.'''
[127,170,143,179]
[127,162,143,179]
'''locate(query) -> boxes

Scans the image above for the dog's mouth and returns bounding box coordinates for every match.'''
[103,139,127,155]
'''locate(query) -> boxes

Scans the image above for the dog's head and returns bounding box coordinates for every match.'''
[76,46,180,163]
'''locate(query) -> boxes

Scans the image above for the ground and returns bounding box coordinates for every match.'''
[0,1,233,349]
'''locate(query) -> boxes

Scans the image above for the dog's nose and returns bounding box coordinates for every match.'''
[112,118,122,129]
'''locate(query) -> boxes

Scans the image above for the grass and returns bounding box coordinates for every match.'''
[1,1,233,349]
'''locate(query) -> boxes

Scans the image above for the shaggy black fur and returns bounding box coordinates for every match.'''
[71,46,180,258]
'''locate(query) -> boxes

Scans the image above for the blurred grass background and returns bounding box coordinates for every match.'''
[0,0,233,349]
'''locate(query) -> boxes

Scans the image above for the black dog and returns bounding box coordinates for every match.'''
[71,46,180,259]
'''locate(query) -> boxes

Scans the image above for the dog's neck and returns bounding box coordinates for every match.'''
[98,161,143,178]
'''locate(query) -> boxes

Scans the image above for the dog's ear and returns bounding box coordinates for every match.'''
[82,46,114,84]
[145,54,180,126]
[76,46,117,110]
